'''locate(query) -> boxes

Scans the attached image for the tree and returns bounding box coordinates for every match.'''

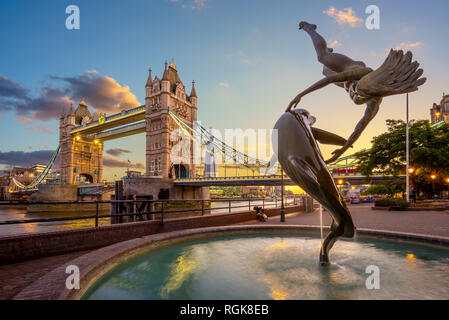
[362,184,405,197]
[354,120,449,198]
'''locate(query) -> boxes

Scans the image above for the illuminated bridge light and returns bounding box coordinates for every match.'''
[406,253,416,260]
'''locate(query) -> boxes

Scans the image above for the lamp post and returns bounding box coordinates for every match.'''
[408,167,415,202]
[280,168,285,222]
[431,174,437,199]
[406,93,410,202]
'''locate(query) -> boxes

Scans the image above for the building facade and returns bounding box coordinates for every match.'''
[59,101,103,184]
[430,93,449,124]
[58,61,197,184]
[145,60,198,179]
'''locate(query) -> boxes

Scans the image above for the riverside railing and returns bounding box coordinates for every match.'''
[0,196,305,229]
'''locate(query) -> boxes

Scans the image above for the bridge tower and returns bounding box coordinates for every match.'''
[145,60,198,179]
[59,101,103,184]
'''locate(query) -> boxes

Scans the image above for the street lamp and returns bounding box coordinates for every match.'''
[338,179,344,194]
[431,174,437,199]
[406,93,410,202]
[280,168,285,222]
[408,167,415,201]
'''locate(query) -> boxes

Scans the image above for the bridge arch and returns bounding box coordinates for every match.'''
[170,164,189,179]
[76,173,94,184]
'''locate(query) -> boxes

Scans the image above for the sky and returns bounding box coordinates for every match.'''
[0,0,448,180]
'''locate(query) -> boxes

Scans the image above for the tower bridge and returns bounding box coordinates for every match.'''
[58,60,198,187]
[10,60,406,201]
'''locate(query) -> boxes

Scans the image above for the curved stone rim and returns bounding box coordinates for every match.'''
[13,225,449,300]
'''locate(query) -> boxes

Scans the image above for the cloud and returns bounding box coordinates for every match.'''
[0,74,28,99]
[17,87,73,120]
[103,156,144,169]
[172,0,208,10]
[323,7,363,27]
[394,42,423,51]
[50,71,140,115]
[192,0,207,9]
[0,150,55,168]
[0,71,141,121]
[26,126,53,133]
[16,116,33,123]
[106,148,131,157]
[225,50,260,65]
[219,82,229,88]
[328,40,341,48]
[0,115,3,119]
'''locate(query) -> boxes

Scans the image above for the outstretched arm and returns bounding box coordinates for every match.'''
[286,67,372,112]
[325,99,381,164]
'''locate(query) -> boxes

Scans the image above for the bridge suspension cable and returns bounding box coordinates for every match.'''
[167,109,280,174]
[12,145,60,190]
[168,108,365,175]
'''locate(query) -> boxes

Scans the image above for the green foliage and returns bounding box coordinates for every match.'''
[355,120,449,198]
[211,186,243,197]
[362,184,405,197]
[374,197,409,210]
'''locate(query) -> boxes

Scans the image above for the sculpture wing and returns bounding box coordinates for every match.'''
[356,49,426,98]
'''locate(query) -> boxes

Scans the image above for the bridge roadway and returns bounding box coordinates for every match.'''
[70,105,146,138]
[173,173,406,187]
[9,173,404,196]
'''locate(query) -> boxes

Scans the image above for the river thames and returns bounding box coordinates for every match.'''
[0,199,296,236]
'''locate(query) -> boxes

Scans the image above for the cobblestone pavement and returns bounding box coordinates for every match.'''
[0,250,89,300]
[245,203,449,237]
[1,204,448,299]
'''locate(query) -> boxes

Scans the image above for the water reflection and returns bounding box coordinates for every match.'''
[0,206,110,236]
[84,234,449,300]
[160,254,198,298]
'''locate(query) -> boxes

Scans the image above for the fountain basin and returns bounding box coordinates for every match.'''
[14,225,449,300]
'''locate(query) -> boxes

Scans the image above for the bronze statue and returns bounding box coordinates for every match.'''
[287,22,426,163]
[273,108,355,265]
[274,22,426,264]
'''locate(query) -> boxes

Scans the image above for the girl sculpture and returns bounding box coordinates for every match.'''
[287,22,426,163]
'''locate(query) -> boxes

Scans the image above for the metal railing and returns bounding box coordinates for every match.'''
[0,196,305,229]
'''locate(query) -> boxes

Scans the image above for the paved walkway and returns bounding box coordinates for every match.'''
[1,204,448,299]
[0,251,89,300]
[247,203,449,237]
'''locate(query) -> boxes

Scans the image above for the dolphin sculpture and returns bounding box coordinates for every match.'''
[272,108,355,265]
